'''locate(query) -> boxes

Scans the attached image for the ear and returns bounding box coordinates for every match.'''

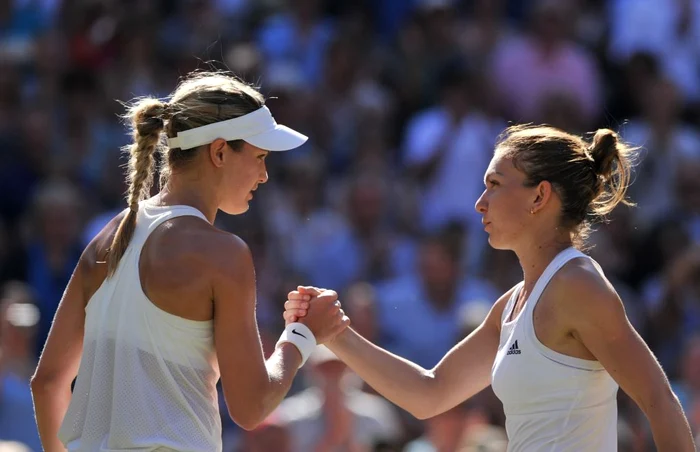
[208,138,229,168]
[531,180,553,214]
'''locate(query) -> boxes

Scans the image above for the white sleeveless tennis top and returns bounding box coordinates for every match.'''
[491,247,619,451]
[58,202,222,452]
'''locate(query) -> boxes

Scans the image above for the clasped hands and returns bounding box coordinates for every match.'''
[283,286,350,344]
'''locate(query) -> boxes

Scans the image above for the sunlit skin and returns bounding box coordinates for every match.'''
[476,153,570,255]
[157,139,270,222]
[283,150,696,451]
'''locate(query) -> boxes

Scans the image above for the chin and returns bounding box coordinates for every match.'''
[221,202,250,216]
[486,235,510,251]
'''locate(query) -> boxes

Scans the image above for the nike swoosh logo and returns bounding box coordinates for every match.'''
[292,329,307,339]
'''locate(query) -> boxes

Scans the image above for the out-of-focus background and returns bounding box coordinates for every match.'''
[0,0,699,450]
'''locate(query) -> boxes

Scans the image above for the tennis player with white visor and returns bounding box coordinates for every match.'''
[31,71,350,452]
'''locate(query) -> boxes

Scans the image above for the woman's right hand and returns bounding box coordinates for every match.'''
[285,287,350,344]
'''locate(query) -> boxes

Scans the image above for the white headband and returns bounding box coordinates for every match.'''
[166,106,308,152]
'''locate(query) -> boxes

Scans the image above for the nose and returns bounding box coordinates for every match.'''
[259,166,269,185]
[475,190,487,214]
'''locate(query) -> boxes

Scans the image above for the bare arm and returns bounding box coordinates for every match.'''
[31,254,88,452]
[212,237,346,430]
[560,266,695,452]
[291,286,513,419]
[30,209,127,452]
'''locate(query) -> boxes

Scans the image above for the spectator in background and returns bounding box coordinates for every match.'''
[0,284,42,451]
[402,58,498,238]
[622,77,700,232]
[457,0,512,68]
[374,229,496,369]
[282,170,416,292]
[0,281,40,381]
[404,402,472,452]
[490,0,601,126]
[0,219,24,283]
[341,282,379,344]
[21,179,83,357]
[54,70,128,189]
[674,159,700,243]
[0,104,52,228]
[608,0,700,103]
[256,0,334,87]
[647,245,700,373]
[276,346,402,452]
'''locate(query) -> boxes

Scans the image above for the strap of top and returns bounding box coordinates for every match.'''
[131,201,209,246]
[523,247,605,370]
[524,247,587,316]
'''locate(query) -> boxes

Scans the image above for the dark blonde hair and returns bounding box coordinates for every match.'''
[106,71,265,276]
[495,124,637,248]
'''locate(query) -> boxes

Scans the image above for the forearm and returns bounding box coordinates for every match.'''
[31,381,72,452]
[644,391,695,451]
[326,328,435,418]
[260,343,302,418]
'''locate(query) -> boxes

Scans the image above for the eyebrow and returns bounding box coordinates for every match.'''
[484,171,504,182]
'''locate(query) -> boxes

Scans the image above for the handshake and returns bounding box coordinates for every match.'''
[276,286,351,366]
[283,286,350,343]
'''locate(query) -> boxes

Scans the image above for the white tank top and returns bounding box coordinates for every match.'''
[58,203,222,452]
[491,247,619,452]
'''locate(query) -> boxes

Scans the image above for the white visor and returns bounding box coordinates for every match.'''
[166,106,307,151]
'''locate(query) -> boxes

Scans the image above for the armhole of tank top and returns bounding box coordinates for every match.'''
[524,250,605,371]
[502,282,523,325]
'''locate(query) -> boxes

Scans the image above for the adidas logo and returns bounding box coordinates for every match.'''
[506,340,521,355]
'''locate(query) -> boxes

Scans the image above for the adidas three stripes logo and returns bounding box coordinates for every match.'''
[506,340,521,355]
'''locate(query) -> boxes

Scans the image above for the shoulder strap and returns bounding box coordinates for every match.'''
[525,247,586,314]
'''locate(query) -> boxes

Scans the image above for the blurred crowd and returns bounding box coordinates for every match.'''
[1,0,700,450]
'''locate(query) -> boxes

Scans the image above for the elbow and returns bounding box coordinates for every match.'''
[30,371,57,393]
[411,399,441,420]
[412,408,435,421]
[233,417,262,432]
[229,411,270,432]
[30,368,75,398]
[226,401,268,432]
[407,372,440,420]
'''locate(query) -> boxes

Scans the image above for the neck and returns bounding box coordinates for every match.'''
[514,234,572,293]
[156,175,219,224]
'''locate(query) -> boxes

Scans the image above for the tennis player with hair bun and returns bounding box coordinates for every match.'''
[286,125,696,451]
[31,71,349,452]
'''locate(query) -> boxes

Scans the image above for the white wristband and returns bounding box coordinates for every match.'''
[276,323,316,368]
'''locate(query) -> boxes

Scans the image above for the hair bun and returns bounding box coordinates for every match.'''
[589,128,618,178]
